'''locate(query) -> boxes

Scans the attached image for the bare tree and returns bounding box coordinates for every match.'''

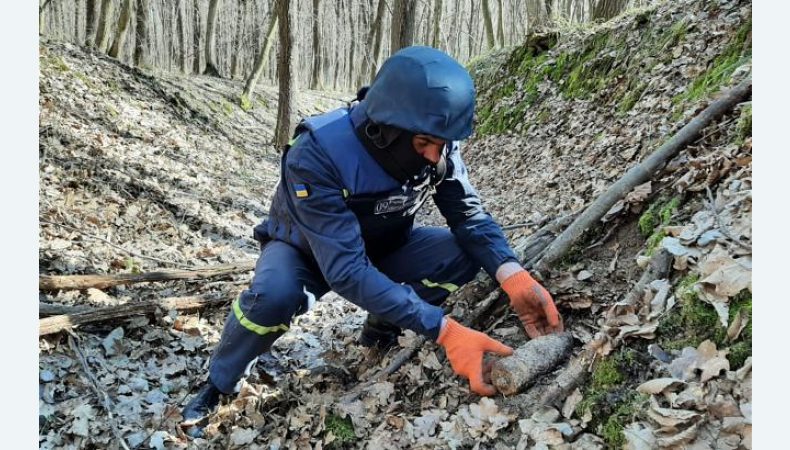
[177,0,189,73]
[309,0,322,89]
[94,0,113,52]
[592,0,628,21]
[390,0,417,54]
[193,0,202,73]
[84,0,99,47]
[109,0,134,59]
[275,0,296,148]
[134,0,150,67]
[359,0,386,85]
[432,0,443,48]
[497,0,506,46]
[204,0,222,76]
[482,0,496,49]
[241,12,278,104]
[231,0,246,79]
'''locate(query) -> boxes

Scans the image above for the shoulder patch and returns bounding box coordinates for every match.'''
[293,183,310,198]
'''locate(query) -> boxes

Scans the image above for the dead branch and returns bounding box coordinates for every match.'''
[535,79,752,272]
[40,302,92,317]
[40,293,228,336]
[68,334,131,450]
[40,261,255,291]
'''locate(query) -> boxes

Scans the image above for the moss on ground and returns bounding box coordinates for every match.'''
[736,103,752,145]
[657,275,752,369]
[577,349,649,448]
[239,94,253,112]
[325,414,355,447]
[638,195,681,253]
[674,19,751,107]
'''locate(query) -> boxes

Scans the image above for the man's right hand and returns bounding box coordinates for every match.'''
[437,317,513,396]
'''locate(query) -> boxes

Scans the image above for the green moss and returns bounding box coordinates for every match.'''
[600,394,648,448]
[674,20,751,106]
[221,100,234,116]
[736,103,752,145]
[661,19,689,51]
[576,350,648,447]
[239,94,253,112]
[658,278,752,368]
[638,204,659,237]
[46,55,70,73]
[659,197,680,224]
[325,414,355,445]
[645,229,667,257]
[618,83,645,114]
[593,357,624,389]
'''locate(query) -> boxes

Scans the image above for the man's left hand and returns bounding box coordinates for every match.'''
[501,270,564,338]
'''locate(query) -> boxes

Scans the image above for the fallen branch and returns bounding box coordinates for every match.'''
[68,334,131,450]
[39,302,92,317]
[40,293,228,336]
[39,261,255,292]
[535,78,752,272]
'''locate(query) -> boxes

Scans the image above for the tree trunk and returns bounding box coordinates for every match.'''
[109,0,134,59]
[134,0,150,67]
[346,0,357,89]
[193,0,202,73]
[231,0,246,79]
[274,0,296,148]
[497,0,506,46]
[431,0,443,48]
[94,0,113,52]
[241,12,278,103]
[390,0,417,54]
[203,0,221,76]
[309,0,322,89]
[482,0,496,49]
[39,294,228,336]
[40,261,256,292]
[365,0,386,83]
[85,0,99,47]
[177,0,189,73]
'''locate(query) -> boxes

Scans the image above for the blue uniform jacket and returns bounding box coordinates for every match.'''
[254,101,518,339]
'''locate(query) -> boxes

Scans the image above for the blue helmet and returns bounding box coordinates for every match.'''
[364,46,476,142]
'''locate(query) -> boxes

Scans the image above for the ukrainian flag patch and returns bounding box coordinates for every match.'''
[293,183,310,198]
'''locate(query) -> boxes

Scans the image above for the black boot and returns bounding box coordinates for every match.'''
[181,380,222,428]
[358,314,401,350]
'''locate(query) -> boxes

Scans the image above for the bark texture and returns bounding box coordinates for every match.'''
[491,332,575,395]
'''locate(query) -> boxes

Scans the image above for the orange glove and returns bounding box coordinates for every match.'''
[437,317,513,396]
[501,271,564,338]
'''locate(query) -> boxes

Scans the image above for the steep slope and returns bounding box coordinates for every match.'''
[38,0,752,446]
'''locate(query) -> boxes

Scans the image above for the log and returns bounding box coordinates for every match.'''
[39,261,255,292]
[39,302,92,317]
[39,293,228,336]
[535,78,752,272]
[490,332,574,395]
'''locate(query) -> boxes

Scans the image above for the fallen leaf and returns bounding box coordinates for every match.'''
[636,378,686,395]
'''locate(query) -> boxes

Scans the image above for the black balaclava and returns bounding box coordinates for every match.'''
[355,119,446,187]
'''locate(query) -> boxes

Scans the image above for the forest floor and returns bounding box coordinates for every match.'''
[39,0,751,448]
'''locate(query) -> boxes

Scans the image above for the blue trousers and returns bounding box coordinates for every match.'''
[208,226,480,393]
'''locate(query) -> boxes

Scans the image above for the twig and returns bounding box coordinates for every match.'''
[68,334,131,450]
[705,187,752,251]
[40,220,193,269]
[501,221,535,232]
